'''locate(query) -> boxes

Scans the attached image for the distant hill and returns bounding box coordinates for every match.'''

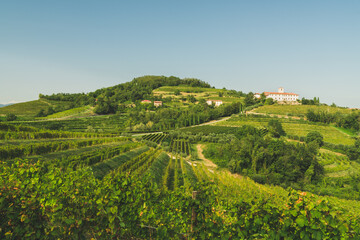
[0,99,73,116]
[0,103,13,108]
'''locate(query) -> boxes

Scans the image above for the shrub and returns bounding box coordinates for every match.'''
[5,113,17,121]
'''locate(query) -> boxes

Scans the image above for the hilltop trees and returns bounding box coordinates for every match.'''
[302,97,320,105]
[244,92,256,107]
[40,76,212,114]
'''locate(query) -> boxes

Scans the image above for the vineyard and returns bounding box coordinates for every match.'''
[141,133,167,144]
[170,139,190,155]
[10,114,128,133]
[3,121,360,238]
[216,115,355,145]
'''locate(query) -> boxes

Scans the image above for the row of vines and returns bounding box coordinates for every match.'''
[141,133,167,144]
[170,139,190,155]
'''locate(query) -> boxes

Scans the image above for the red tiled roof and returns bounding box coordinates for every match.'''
[264,92,298,96]
[154,101,162,103]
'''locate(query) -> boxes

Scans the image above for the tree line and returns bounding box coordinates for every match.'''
[306,109,360,131]
[126,102,241,131]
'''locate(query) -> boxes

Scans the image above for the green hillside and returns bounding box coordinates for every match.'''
[43,105,95,119]
[2,122,360,239]
[153,85,245,104]
[253,104,360,117]
[215,115,355,145]
[2,76,360,238]
[0,99,73,116]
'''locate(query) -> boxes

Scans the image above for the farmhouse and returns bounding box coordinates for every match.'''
[141,100,152,104]
[255,88,299,102]
[154,101,163,107]
[206,99,223,107]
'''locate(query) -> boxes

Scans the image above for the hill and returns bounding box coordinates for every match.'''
[0,99,73,117]
[2,76,360,238]
[153,85,245,104]
[2,122,360,239]
[39,75,213,115]
[0,103,13,108]
[253,104,360,117]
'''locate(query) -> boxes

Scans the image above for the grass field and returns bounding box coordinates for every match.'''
[44,105,95,119]
[215,116,355,145]
[253,104,359,117]
[0,99,73,116]
[153,86,244,104]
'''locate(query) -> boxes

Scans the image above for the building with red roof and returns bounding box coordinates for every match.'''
[255,87,299,102]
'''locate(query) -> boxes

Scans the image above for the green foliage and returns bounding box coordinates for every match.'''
[264,97,275,105]
[170,139,190,155]
[302,97,320,105]
[128,101,241,131]
[203,126,322,186]
[5,113,17,121]
[244,92,256,107]
[174,89,181,95]
[0,137,128,160]
[41,76,212,114]
[306,109,360,131]
[142,133,167,144]
[0,99,73,116]
[305,131,324,147]
[267,119,286,138]
[13,114,127,133]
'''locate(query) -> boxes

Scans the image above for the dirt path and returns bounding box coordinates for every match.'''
[196,144,217,168]
[196,144,243,179]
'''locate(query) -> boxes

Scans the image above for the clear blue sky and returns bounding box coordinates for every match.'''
[1,1,360,107]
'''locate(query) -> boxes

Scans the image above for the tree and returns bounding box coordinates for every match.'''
[305,131,323,147]
[264,98,274,105]
[268,119,286,138]
[5,113,17,121]
[35,109,46,117]
[174,89,181,96]
[47,106,55,115]
[187,95,197,103]
[260,93,266,104]
[244,92,256,107]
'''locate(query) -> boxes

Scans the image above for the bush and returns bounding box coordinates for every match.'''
[305,131,324,146]
[251,174,266,184]
[5,113,17,121]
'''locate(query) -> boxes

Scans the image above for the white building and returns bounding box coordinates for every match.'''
[206,99,223,107]
[154,101,163,107]
[264,87,299,102]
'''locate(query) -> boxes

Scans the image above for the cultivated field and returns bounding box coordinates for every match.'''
[253,104,359,117]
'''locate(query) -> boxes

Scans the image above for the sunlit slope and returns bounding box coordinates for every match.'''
[215,115,355,145]
[153,85,244,104]
[0,99,73,116]
[253,104,360,117]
